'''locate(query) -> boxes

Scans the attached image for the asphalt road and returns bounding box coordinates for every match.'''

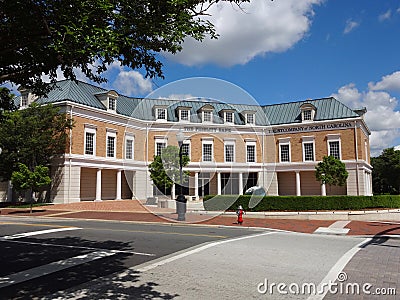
[0,216,260,299]
[0,216,398,300]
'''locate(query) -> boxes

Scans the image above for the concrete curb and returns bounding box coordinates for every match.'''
[188,208,400,221]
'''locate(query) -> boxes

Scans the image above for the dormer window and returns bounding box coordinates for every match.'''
[246,113,255,125]
[241,110,256,125]
[303,110,312,121]
[108,97,116,111]
[198,104,214,123]
[203,111,212,122]
[156,108,167,120]
[179,109,190,121]
[21,93,28,107]
[225,111,234,123]
[300,102,316,122]
[180,110,189,121]
[94,90,119,113]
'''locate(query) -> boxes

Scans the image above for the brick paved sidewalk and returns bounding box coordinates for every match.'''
[1,200,400,236]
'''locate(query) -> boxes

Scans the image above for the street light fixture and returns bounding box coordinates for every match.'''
[176,130,187,221]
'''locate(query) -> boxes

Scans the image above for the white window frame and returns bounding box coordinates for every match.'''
[202,110,213,123]
[302,136,315,162]
[202,139,214,162]
[303,110,312,121]
[278,138,291,163]
[224,141,235,162]
[246,113,255,125]
[155,137,168,156]
[327,134,341,160]
[84,125,97,156]
[108,97,116,111]
[156,108,167,120]
[179,109,190,122]
[246,141,257,163]
[125,134,134,160]
[21,93,28,107]
[106,130,117,158]
[224,111,234,124]
[301,107,316,122]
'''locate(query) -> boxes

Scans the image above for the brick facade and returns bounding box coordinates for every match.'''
[0,80,373,203]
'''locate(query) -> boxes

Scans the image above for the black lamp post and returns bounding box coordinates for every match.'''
[176,130,187,221]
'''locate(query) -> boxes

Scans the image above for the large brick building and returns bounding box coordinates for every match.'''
[0,80,372,203]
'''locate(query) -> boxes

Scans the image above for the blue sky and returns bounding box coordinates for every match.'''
[8,0,400,155]
[158,0,400,155]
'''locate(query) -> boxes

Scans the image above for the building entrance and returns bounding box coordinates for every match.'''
[198,173,211,197]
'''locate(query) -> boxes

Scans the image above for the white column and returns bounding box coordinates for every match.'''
[295,171,301,196]
[194,172,199,198]
[7,181,13,202]
[217,172,222,195]
[116,169,122,200]
[171,183,176,199]
[95,168,102,201]
[321,182,326,196]
[239,173,243,195]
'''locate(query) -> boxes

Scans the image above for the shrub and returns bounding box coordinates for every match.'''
[203,195,400,211]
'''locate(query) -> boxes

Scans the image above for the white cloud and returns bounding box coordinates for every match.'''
[331,83,363,108]
[379,9,392,22]
[370,130,400,156]
[165,0,322,66]
[344,19,359,34]
[368,71,400,92]
[39,61,152,97]
[41,68,66,83]
[113,70,153,96]
[332,73,400,156]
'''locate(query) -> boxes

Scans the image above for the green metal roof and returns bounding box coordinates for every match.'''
[35,80,360,125]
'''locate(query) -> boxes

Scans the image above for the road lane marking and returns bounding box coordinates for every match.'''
[1,227,81,239]
[307,237,372,300]
[0,221,75,228]
[0,250,116,289]
[0,239,155,256]
[135,231,275,272]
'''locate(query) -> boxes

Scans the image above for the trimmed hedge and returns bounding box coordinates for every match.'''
[0,202,52,208]
[203,195,400,212]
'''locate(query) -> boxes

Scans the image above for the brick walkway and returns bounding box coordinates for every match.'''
[324,237,399,300]
[1,200,400,236]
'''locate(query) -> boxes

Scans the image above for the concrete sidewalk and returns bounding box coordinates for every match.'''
[1,200,400,236]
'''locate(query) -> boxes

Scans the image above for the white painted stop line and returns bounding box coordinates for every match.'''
[1,227,81,240]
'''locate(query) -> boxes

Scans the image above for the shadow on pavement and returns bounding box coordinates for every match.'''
[361,226,400,249]
[0,236,179,299]
[5,209,47,214]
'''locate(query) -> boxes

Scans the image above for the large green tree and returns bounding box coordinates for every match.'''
[0,87,17,120]
[1,0,247,95]
[0,103,73,181]
[371,148,400,194]
[315,156,349,191]
[149,146,189,197]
